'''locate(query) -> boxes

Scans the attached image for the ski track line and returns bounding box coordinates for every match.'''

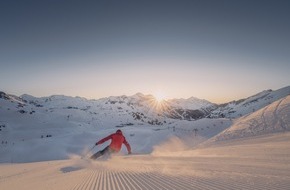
[261,105,269,131]
[117,170,136,190]
[273,97,286,130]
[181,173,253,190]
[277,97,289,130]
[84,170,98,190]
[121,170,152,190]
[69,170,88,190]
[92,170,101,190]
[195,176,259,190]
[123,166,155,190]
[149,172,197,190]
[192,174,253,190]
[119,170,138,190]
[110,170,120,190]
[72,170,95,190]
[149,170,199,190]
[192,173,289,190]
[114,170,128,190]
[122,171,144,190]
[62,159,290,190]
[133,171,166,190]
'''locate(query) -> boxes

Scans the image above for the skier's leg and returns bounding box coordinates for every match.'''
[90,151,102,160]
[90,146,110,160]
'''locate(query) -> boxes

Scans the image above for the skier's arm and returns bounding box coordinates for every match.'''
[96,134,113,145]
[123,138,131,154]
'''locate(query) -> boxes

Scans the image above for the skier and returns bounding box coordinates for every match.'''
[90,129,131,160]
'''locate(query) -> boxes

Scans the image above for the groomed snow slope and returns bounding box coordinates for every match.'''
[211,95,290,142]
[1,132,289,190]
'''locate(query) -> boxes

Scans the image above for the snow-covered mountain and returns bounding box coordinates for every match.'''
[18,92,216,126]
[1,86,290,162]
[0,91,230,163]
[168,96,216,110]
[1,86,289,129]
[210,95,290,142]
[210,86,290,118]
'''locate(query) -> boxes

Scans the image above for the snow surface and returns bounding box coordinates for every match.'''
[210,95,290,142]
[0,132,289,190]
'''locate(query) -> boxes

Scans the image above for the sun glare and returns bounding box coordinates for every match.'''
[154,92,166,102]
[148,91,170,113]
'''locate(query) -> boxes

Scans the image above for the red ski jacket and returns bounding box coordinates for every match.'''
[96,130,131,153]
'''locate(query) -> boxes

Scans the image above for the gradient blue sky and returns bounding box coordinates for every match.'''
[1,0,289,103]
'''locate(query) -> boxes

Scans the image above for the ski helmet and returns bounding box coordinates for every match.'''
[116,129,122,134]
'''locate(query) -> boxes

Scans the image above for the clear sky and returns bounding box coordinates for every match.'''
[1,0,289,103]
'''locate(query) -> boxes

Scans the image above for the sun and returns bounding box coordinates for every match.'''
[149,91,170,113]
[154,92,166,102]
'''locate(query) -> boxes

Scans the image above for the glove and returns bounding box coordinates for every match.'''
[95,142,98,146]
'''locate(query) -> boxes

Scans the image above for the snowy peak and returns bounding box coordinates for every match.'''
[242,89,272,105]
[169,96,216,110]
[0,91,26,105]
[211,86,290,118]
[0,91,10,100]
[99,93,155,105]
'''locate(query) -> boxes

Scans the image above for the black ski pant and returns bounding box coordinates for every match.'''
[90,146,117,160]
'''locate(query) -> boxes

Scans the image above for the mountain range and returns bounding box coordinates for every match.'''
[1,86,290,125]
